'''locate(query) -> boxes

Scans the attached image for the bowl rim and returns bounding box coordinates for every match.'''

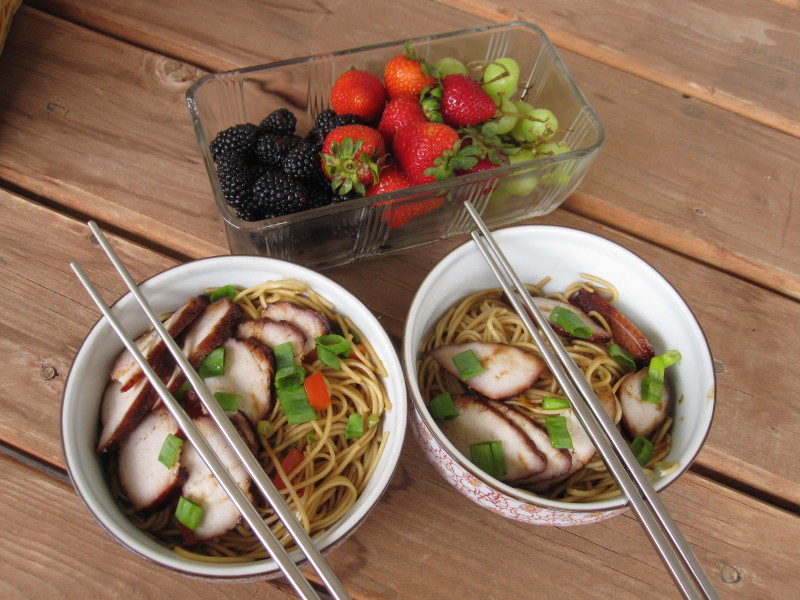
[61,254,407,579]
[402,224,716,514]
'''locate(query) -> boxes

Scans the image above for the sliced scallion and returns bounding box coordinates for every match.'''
[549,306,592,339]
[306,431,319,445]
[275,364,306,389]
[214,391,241,412]
[545,415,573,449]
[367,414,380,429]
[541,396,570,410]
[609,343,636,370]
[175,496,203,530]
[316,334,351,370]
[630,435,654,466]
[273,341,296,372]
[198,347,225,378]
[209,285,237,302]
[451,349,484,380]
[469,441,507,478]
[256,420,275,438]
[641,375,664,404]
[429,392,459,420]
[345,413,364,439]
[157,433,183,469]
[277,386,317,425]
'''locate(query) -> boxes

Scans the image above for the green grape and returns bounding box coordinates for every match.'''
[435,57,468,77]
[537,142,573,186]
[499,148,538,196]
[482,57,520,104]
[493,98,519,135]
[529,108,558,141]
[511,106,558,143]
[536,142,571,157]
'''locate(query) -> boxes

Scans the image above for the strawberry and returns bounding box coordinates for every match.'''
[330,68,387,123]
[440,74,497,128]
[366,163,413,197]
[383,43,437,100]
[377,94,428,149]
[456,156,500,176]
[393,121,479,186]
[321,124,386,195]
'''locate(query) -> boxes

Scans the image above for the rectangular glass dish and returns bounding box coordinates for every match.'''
[186,21,604,270]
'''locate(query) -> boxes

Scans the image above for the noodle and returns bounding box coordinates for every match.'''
[109,279,391,561]
[417,277,676,503]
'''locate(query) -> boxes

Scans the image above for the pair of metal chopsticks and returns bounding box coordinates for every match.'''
[71,221,351,600]
[463,201,719,600]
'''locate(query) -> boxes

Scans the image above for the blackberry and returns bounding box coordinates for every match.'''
[252,170,312,218]
[259,108,297,136]
[308,110,363,143]
[255,133,302,167]
[215,158,256,209]
[210,123,258,163]
[282,139,326,182]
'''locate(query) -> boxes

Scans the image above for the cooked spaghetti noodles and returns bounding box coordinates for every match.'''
[417,274,675,503]
[109,278,391,561]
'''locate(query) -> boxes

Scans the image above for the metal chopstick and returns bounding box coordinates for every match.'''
[72,221,351,600]
[463,201,719,600]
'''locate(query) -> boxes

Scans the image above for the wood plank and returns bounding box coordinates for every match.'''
[3,442,799,600]
[3,167,800,508]
[1,6,797,302]
[0,453,297,599]
[437,0,800,137]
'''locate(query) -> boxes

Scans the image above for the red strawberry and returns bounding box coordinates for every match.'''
[366,163,413,197]
[456,156,500,176]
[384,44,437,100]
[321,124,386,195]
[377,94,428,149]
[440,74,497,128]
[330,68,387,122]
[393,121,479,185]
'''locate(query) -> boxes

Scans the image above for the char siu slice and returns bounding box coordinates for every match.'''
[618,368,672,438]
[260,301,329,357]
[97,376,156,452]
[236,317,306,363]
[528,297,611,343]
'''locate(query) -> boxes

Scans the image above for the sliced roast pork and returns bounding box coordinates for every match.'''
[97,376,156,452]
[110,295,209,392]
[429,342,546,400]
[179,413,256,542]
[236,317,306,362]
[570,289,655,366]
[118,409,186,512]
[618,368,672,438]
[260,301,329,356]
[202,337,275,424]
[490,401,572,486]
[527,297,611,343]
[438,395,547,483]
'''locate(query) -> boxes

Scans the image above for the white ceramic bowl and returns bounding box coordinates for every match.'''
[403,225,715,526]
[62,255,407,580]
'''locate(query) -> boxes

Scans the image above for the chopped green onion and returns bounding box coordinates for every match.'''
[275,364,307,389]
[349,329,361,344]
[256,420,275,438]
[545,416,573,449]
[157,433,183,468]
[316,334,351,370]
[213,392,241,412]
[609,343,636,370]
[452,349,484,380]
[209,285,237,302]
[198,347,225,378]
[660,350,681,368]
[174,380,191,401]
[345,413,364,439]
[549,306,592,339]
[469,441,507,478]
[367,414,380,429]
[630,435,654,466]
[273,341,296,372]
[306,431,319,444]
[648,355,666,380]
[277,386,317,425]
[175,496,203,531]
[641,375,664,404]
[429,392,460,420]
[541,396,570,410]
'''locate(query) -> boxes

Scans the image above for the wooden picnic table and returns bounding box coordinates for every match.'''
[1,1,798,598]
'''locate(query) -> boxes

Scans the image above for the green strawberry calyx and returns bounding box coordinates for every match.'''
[422,139,482,181]
[322,136,381,196]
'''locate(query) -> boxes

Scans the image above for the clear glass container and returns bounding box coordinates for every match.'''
[186,21,604,270]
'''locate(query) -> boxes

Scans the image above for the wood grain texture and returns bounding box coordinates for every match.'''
[2,442,799,599]
[436,0,800,137]
[3,4,798,300]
